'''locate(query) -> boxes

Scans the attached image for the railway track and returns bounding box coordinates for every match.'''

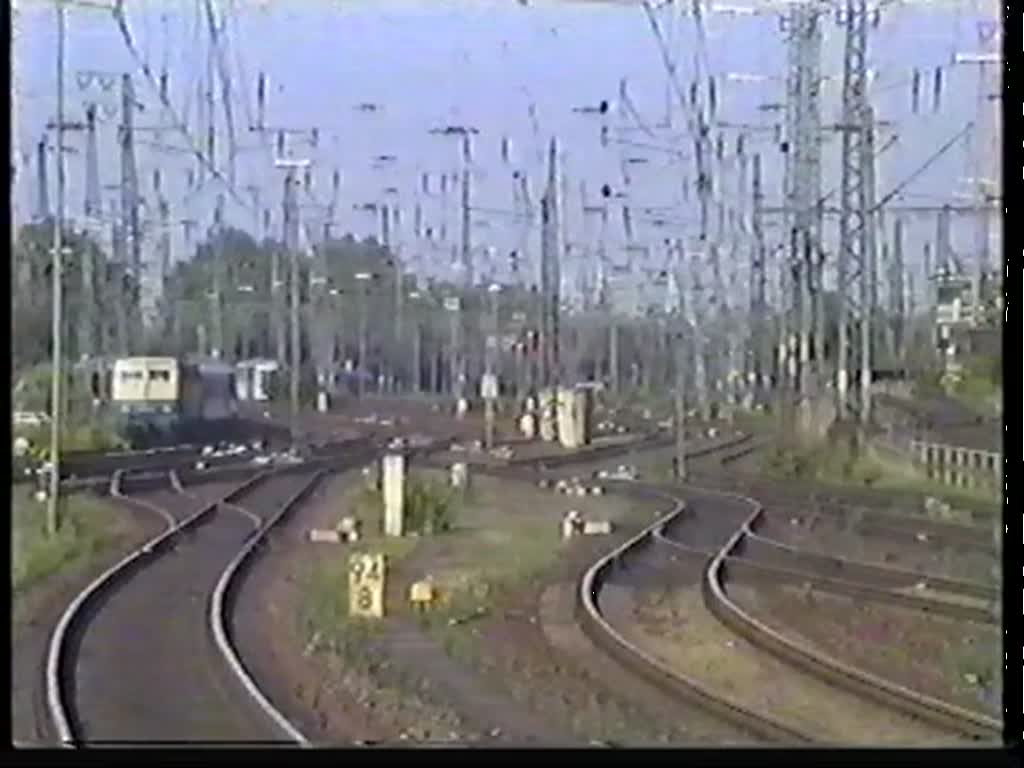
[455,433,815,742]
[729,481,998,554]
[46,437,382,747]
[19,435,369,500]
[576,486,812,743]
[704,504,1003,742]
[653,526,996,625]
[469,431,999,743]
[15,419,296,485]
[738,529,997,602]
[731,475,1000,524]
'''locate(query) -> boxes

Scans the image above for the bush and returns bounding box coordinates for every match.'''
[763,448,812,479]
[405,478,459,535]
[350,476,459,537]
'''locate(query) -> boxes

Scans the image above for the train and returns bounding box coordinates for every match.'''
[234,358,280,402]
[108,356,240,446]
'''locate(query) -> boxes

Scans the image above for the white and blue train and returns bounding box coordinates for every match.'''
[108,356,239,445]
[234,358,280,403]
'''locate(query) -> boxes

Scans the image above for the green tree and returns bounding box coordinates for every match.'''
[12,220,136,374]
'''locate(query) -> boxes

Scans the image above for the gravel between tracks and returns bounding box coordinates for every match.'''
[226,436,758,746]
[753,514,997,585]
[229,471,500,745]
[730,583,1003,721]
[625,583,953,745]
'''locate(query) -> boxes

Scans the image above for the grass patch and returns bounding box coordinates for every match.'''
[295,469,651,741]
[350,473,464,537]
[760,437,1001,508]
[11,487,124,598]
[733,408,777,435]
[407,472,637,657]
[297,534,417,656]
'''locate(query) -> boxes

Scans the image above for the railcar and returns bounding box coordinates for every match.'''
[108,356,239,446]
[109,357,181,444]
[235,358,280,402]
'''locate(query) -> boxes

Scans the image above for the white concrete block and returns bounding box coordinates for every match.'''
[450,462,469,489]
[583,521,613,536]
[310,529,342,543]
[383,453,406,537]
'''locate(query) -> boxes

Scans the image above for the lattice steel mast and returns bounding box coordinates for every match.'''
[836,0,876,423]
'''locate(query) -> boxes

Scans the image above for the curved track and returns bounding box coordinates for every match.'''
[469,433,813,742]
[46,437,381,747]
[654,528,995,625]
[50,470,285,745]
[734,529,996,602]
[472,431,1000,744]
[703,504,1002,742]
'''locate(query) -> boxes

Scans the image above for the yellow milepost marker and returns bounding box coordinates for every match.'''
[349,552,386,619]
[409,580,435,613]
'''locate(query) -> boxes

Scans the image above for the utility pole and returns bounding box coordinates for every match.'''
[277,157,309,434]
[81,102,101,359]
[750,153,768,401]
[540,137,562,432]
[36,137,50,221]
[384,203,406,393]
[672,240,688,481]
[109,195,128,355]
[889,217,905,371]
[210,194,226,359]
[154,170,172,341]
[120,74,142,343]
[688,250,711,421]
[12,0,21,239]
[47,0,67,536]
[272,208,286,365]
[484,283,500,448]
[460,135,473,288]
[709,240,731,421]
[836,0,874,424]
[785,3,824,398]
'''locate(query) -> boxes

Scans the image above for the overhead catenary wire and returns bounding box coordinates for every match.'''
[111,0,253,214]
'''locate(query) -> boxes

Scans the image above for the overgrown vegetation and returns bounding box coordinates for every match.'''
[11,488,121,599]
[760,435,1000,506]
[761,434,878,485]
[12,364,128,461]
[948,354,1002,416]
[354,474,463,537]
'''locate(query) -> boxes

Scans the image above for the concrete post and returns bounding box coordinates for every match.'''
[382,453,405,537]
[450,462,469,489]
[557,387,578,449]
[574,387,593,447]
[539,388,557,442]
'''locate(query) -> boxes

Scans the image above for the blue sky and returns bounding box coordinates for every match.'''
[13,0,999,305]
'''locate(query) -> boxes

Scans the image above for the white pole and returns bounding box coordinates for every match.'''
[48,0,66,535]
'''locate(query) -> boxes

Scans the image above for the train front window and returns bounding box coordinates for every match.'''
[149,370,172,382]
[120,371,144,382]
